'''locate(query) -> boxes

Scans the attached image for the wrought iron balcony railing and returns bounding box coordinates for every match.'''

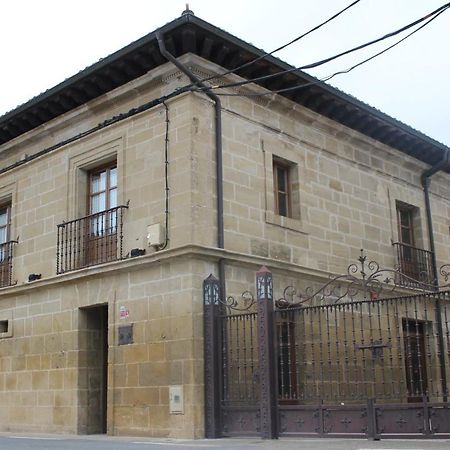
[56,205,128,274]
[392,241,435,288]
[0,240,18,288]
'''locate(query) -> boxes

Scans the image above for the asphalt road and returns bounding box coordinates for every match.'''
[0,435,449,450]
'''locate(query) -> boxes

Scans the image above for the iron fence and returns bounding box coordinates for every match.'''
[221,312,259,406]
[275,292,450,405]
[203,261,450,439]
[393,242,435,288]
[56,205,128,274]
[0,240,17,287]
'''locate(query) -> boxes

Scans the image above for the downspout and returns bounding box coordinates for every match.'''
[155,31,225,289]
[421,148,450,284]
[156,24,225,440]
[420,148,450,402]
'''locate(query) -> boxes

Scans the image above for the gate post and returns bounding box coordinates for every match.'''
[203,274,221,438]
[256,266,278,439]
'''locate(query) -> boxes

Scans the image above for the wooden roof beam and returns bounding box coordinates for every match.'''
[200,36,214,59]
[182,28,197,54]
[215,45,230,66]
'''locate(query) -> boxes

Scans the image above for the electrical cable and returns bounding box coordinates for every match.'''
[323,8,447,82]
[194,2,450,94]
[5,4,445,178]
[192,0,363,85]
[209,6,447,98]
[160,101,170,250]
[0,85,192,177]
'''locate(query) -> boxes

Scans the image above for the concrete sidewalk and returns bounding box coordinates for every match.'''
[0,433,450,450]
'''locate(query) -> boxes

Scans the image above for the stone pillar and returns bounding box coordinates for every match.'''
[203,274,221,438]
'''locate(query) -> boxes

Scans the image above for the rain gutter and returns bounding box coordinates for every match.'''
[421,148,450,402]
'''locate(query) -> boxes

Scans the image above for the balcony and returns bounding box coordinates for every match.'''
[57,205,128,274]
[392,242,435,288]
[0,240,18,288]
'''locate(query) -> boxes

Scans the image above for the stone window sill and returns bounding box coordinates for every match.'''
[265,211,309,234]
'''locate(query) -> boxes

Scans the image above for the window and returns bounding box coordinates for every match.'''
[89,164,118,235]
[87,163,118,265]
[394,202,433,286]
[0,320,8,333]
[397,204,415,247]
[264,150,307,234]
[396,203,418,281]
[58,139,126,274]
[0,204,12,287]
[0,312,12,338]
[57,159,128,273]
[0,204,11,245]
[273,160,291,218]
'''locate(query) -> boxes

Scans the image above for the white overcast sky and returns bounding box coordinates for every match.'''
[1,1,449,146]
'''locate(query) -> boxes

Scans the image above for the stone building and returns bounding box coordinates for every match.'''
[0,10,449,439]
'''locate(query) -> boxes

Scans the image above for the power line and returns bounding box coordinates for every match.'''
[194,0,363,85]
[324,8,447,84]
[209,6,448,98]
[200,1,450,92]
[195,2,450,94]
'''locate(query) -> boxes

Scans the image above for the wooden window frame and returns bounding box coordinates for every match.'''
[0,203,12,287]
[88,162,117,216]
[397,203,415,247]
[0,204,11,244]
[273,159,292,218]
[86,162,118,266]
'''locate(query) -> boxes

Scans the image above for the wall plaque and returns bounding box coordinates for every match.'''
[118,324,133,345]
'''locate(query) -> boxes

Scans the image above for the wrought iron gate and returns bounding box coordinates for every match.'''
[203,271,265,437]
[275,292,450,438]
[203,256,450,439]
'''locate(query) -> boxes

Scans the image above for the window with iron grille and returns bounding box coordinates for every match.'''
[56,160,128,274]
[394,202,434,286]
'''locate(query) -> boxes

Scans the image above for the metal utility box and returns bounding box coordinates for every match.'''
[147,223,164,248]
[169,385,184,414]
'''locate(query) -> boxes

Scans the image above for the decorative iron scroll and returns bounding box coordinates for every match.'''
[276,249,450,308]
[440,265,450,282]
[203,274,256,311]
[221,291,256,312]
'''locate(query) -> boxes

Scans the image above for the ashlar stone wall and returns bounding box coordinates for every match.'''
[187,55,450,281]
[0,53,449,438]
